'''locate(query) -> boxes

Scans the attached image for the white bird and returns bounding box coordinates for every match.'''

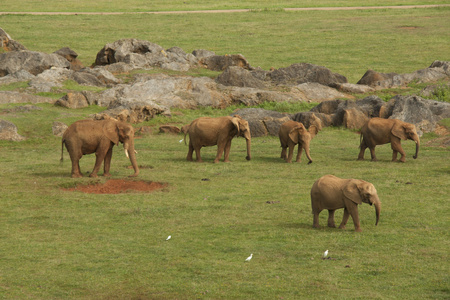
[166,235,171,241]
[179,139,184,143]
[323,250,328,258]
[245,253,253,262]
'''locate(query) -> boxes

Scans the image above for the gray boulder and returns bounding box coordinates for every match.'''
[52,121,68,137]
[0,120,25,141]
[231,108,290,137]
[94,39,199,71]
[382,95,450,133]
[0,91,55,104]
[200,54,252,71]
[0,27,27,51]
[268,63,347,86]
[0,51,70,77]
[216,66,266,88]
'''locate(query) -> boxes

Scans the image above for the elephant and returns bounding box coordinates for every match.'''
[278,120,318,163]
[185,115,251,163]
[310,175,381,232]
[358,117,419,162]
[61,119,139,178]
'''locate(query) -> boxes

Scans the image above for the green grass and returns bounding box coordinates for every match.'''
[1,7,449,83]
[0,1,449,298]
[0,103,449,299]
[1,0,449,12]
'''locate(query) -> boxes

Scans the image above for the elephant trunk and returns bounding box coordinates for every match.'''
[373,198,381,226]
[413,139,420,159]
[245,138,251,161]
[124,140,139,177]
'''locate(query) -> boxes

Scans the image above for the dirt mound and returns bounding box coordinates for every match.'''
[64,179,167,194]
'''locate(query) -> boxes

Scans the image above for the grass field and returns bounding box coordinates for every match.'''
[0,1,449,299]
[1,0,450,12]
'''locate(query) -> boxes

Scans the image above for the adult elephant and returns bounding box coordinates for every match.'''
[310,175,381,232]
[185,115,251,163]
[61,119,139,178]
[278,120,318,163]
[358,117,419,162]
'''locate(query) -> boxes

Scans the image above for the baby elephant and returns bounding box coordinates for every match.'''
[310,175,381,232]
[279,120,318,163]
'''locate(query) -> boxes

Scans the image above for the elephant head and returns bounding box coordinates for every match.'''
[391,122,420,159]
[104,121,139,177]
[343,180,381,226]
[231,115,251,160]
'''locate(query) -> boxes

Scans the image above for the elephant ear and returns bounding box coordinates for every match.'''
[103,121,120,145]
[343,180,363,205]
[289,126,305,144]
[391,122,408,140]
[231,117,241,135]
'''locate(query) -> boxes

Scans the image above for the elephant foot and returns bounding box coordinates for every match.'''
[71,173,83,178]
[246,156,251,161]
[328,224,336,228]
[399,158,406,163]
[313,224,320,229]
[371,158,378,162]
[103,173,112,177]
[357,157,364,161]
[355,228,363,233]
[89,173,98,178]
[338,224,346,229]
[307,160,313,164]
[129,173,139,178]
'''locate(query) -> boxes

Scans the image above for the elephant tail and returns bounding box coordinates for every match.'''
[359,132,363,149]
[60,139,65,163]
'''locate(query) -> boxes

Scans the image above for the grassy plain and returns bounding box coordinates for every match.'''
[0,1,449,299]
[1,6,449,82]
[1,0,450,12]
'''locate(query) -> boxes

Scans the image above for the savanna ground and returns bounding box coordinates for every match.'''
[0,1,449,299]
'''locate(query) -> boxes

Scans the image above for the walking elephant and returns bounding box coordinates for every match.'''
[185,115,251,163]
[61,119,139,178]
[279,120,318,163]
[358,117,419,162]
[310,175,381,232]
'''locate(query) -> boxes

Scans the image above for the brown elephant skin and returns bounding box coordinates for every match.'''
[278,120,318,163]
[61,119,139,178]
[185,115,251,163]
[358,117,419,162]
[310,175,381,232]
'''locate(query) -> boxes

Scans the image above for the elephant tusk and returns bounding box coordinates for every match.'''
[125,149,129,158]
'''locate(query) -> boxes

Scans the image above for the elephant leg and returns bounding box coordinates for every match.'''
[222,139,232,163]
[327,210,336,228]
[103,147,113,177]
[313,209,321,228]
[357,139,367,160]
[295,145,303,163]
[194,146,204,162]
[187,142,194,161]
[369,147,378,161]
[280,146,287,160]
[286,145,295,163]
[90,151,107,178]
[69,151,83,178]
[348,207,362,232]
[391,141,406,162]
[339,208,350,229]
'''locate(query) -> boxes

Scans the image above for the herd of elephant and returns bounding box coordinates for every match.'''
[60,115,420,232]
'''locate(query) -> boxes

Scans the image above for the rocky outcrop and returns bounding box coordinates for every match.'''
[0,27,26,51]
[93,39,199,72]
[0,120,25,141]
[268,63,348,86]
[357,61,450,89]
[0,51,70,77]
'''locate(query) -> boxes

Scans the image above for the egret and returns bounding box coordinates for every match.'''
[245,254,253,262]
[323,250,328,258]
[166,235,171,241]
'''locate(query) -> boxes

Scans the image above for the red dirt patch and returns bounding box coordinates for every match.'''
[64,179,167,194]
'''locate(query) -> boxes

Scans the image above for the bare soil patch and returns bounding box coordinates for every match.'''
[64,179,167,194]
